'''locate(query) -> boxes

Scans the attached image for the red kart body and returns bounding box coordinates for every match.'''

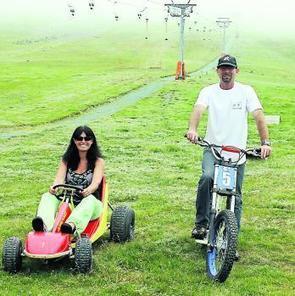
[24,177,108,259]
[25,232,71,258]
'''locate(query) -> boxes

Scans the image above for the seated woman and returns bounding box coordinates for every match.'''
[32,125,105,234]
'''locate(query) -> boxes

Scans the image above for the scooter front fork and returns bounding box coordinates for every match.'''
[226,195,236,212]
[208,192,217,247]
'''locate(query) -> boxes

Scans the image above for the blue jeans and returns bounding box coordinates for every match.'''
[195,149,245,231]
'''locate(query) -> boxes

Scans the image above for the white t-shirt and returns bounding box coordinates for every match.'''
[195,82,262,163]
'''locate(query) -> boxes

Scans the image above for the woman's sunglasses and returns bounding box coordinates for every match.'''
[74,136,92,141]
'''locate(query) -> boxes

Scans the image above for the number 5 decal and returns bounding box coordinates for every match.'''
[222,171,231,186]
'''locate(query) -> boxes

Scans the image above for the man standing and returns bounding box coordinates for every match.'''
[186,55,272,244]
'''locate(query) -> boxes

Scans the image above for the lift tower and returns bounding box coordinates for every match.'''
[216,17,232,54]
[165,1,196,80]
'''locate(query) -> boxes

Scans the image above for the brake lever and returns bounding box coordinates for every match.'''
[246,148,262,158]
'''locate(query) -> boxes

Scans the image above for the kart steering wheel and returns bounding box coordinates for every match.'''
[53,184,83,200]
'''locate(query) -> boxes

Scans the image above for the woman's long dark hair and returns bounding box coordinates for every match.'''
[62,126,103,170]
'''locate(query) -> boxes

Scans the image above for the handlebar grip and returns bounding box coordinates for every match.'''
[184,134,202,141]
[246,148,262,158]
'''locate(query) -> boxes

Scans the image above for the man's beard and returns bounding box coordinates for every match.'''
[222,74,232,83]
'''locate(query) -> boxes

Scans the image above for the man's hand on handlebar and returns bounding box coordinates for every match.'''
[186,130,199,143]
[260,145,272,159]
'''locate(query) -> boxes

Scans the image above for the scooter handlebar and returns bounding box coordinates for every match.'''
[185,134,262,161]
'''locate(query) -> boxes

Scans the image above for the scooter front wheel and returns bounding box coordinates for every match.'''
[206,210,238,282]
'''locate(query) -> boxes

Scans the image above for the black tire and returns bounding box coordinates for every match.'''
[75,237,92,273]
[2,237,23,273]
[110,206,135,243]
[206,210,238,282]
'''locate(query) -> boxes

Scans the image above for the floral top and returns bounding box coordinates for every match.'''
[65,168,94,204]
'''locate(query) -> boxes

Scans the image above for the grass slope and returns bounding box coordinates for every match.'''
[0,27,294,295]
[0,26,219,128]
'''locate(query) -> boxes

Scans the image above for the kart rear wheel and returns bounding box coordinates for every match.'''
[110,206,135,243]
[75,237,92,273]
[206,210,238,282]
[3,237,23,273]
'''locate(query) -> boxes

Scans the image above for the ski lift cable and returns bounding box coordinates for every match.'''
[113,0,161,9]
[147,0,163,6]
[116,1,138,8]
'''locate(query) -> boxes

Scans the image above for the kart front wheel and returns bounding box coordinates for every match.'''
[206,210,238,282]
[3,237,23,273]
[75,237,92,273]
[110,206,135,243]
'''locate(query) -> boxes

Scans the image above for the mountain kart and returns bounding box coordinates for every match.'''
[2,177,135,273]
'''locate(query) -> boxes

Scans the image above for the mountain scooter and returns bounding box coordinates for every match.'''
[192,138,261,282]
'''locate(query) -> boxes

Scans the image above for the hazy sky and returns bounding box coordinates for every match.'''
[198,0,295,33]
[0,0,294,36]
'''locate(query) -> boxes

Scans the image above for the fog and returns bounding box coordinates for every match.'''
[198,0,295,35]
[0,0,294,38]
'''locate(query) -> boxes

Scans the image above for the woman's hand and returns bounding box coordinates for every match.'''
[82,186,92,197]
[49,186,57,195]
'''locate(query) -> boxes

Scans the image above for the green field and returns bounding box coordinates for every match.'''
[0,19,294,296]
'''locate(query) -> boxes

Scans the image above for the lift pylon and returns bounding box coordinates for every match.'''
[165,2,197,80]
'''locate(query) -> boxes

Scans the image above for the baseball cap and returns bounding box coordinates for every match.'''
[217,55,238,68]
